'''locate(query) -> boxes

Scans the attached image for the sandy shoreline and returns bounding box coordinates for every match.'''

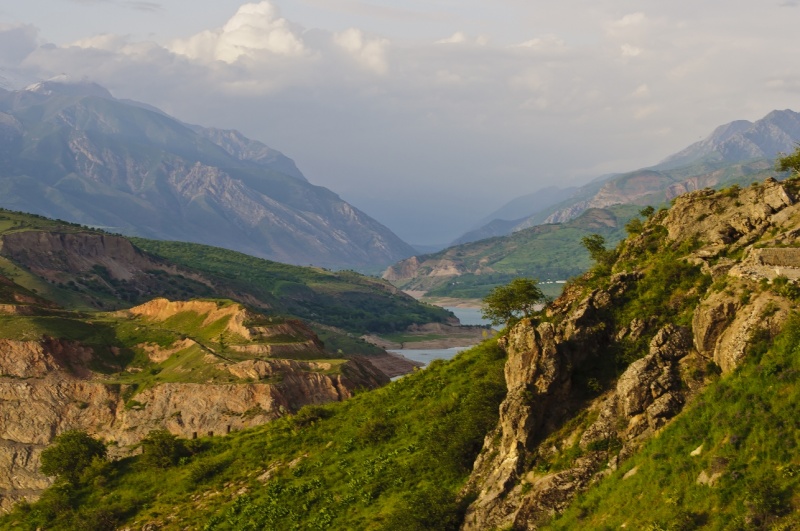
[402,291,483,309]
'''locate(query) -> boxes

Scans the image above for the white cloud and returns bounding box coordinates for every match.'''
[620,43,642,57]
[515,35,566,51]
[71,33,128,51]
[169,1,306,63]
[614,12,646,28]
[631,84,650,98]
[333,28,389,74]
[435,32,467,45]
[634,104,659,119]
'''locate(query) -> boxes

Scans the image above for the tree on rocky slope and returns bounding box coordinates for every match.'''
[777,144,800,175]
[481,277,546,327]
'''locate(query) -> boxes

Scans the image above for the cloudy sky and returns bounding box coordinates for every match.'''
[1,1,799,245]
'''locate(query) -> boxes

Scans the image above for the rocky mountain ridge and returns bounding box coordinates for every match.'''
[461,176,799,529]
[453,109,796,246]
[0,79,414,268]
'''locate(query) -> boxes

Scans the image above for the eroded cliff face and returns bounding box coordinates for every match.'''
[0,318,386,511]
[462,178,800,530]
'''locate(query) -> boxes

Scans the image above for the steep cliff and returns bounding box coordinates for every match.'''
[462,177,800,529]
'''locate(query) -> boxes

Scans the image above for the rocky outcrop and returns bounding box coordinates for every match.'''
[462,278,634,530]
[0,333,386,511]
[662,178,794,248]
[461,178,800,529]
[463,319,700,530]
[0,231,175,282]
[693,290,790,373]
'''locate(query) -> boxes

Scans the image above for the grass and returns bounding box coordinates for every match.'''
[0,339,508,530]
[0,298,354,394]
[0,209,454,339]
[133,238,455,335]
[544,314,800,530]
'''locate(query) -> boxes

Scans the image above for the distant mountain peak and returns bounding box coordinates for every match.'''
[657,109,800,169]
[24,75,114,99]
[0,81,414,268]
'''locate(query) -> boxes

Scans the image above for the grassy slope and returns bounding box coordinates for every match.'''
[132,238,452,335]
[0,339,507,530]
[545,314,800,530]
[0,209,453,344]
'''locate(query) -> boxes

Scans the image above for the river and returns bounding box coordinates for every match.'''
[387,306,491,368]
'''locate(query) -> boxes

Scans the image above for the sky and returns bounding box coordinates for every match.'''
[1,1,799,245]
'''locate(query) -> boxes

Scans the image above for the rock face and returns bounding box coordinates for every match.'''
[0,231,183,283]
[461,178,800,529]
[0,296,388,511]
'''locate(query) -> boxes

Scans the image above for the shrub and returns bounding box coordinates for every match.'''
[139,429,188,469]
[40,430,107,485]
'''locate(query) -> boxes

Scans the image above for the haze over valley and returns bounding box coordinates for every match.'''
[2,2,800,530]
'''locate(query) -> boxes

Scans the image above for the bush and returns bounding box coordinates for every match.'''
[40,430,107,485]
[139,429,188,469]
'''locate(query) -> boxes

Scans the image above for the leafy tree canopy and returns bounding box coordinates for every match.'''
[139,429,188,469]
[777,144,800,175]
[40,430,107,485]
[481,277,546,327]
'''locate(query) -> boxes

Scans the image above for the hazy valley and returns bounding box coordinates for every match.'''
[0,73,800,531]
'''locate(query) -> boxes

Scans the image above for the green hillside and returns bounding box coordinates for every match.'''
[0,208,453,346]
[0,339,507,530]
[132,238,450,334]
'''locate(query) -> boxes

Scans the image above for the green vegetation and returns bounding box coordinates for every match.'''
[139,430,192,469]
[131,238,454,335]
[0,208,454,341]
[545,313,800,530]
[777,144,800,176]
[1,340,507,530]
[39,431,107,486]
[481,277,546,327]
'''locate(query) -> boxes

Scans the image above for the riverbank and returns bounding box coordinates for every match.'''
[403,290,483,309]
[362,322,491,350]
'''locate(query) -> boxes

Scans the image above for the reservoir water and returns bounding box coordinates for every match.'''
[387,306,489,368]
[444,306,492,327]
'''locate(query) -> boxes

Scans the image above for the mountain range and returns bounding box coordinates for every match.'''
[455,109,800,245]
[0,78,415,269]
[387,109,795,299]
